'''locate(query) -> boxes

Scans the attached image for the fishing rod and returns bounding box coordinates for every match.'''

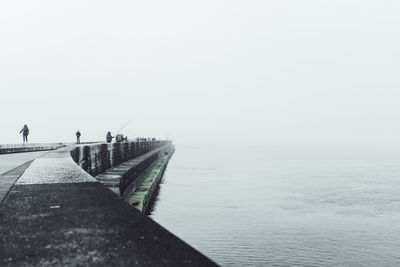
[115,113,139,135]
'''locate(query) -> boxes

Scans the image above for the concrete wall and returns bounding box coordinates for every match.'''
[93,143,175,196]
[70,140,170,176]
[125,147,175,213]
[0,143,66,154]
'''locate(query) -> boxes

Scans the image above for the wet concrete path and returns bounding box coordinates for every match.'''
[0,161,33,204]
[0,151,46,175]
[0,151,46,204]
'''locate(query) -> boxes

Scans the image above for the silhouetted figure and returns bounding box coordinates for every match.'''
[115,134,128,143]
[76,130,81,144]
[106,131,114,143]
[19,124,29,143]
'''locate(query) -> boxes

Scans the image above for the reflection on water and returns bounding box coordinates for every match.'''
[150,146,400,266]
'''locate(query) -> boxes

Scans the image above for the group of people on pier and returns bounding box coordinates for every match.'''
[18,124,156,145]
[137,137,156,142]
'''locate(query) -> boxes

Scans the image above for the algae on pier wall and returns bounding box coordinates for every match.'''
[125,149,175,214]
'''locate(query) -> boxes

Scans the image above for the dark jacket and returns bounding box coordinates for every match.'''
[19,126,29,136]
[106,132,113,143]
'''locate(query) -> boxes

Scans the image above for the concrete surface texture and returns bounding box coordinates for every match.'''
[0,151,46,175]
[0,142,217,266]
[95,146,168,195]
[0,161,33,204]
[70,141,168,177]
[17,148,96,185]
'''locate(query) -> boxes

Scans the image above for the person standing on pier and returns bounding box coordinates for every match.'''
[106,131,114,143]
[76,130,81,144]
[19,124,29,143]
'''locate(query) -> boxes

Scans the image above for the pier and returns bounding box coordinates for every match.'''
[0,142,216,266]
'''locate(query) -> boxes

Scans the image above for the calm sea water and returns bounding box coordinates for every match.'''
[150,145,400,266]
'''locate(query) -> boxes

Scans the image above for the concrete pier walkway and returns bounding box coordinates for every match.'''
[0,151,46,174]
[0,151,47,204]
[0,145,217,266]
[0,161,33,204]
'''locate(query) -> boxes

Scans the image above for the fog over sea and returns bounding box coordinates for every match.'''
[151,145,400,266]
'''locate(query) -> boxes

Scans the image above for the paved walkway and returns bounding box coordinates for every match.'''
[0,151,46,175]
[0,151,47,204]
[0,161,33,204]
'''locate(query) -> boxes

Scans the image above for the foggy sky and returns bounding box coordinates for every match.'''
[1,1,399,146]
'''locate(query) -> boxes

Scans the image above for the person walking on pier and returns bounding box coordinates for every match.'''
[19,124,29,143]
[106,131,114,143]
[76,130,81,144]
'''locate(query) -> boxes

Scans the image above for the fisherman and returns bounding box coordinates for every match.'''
[19,124,29,143]
[115,134,124,142]
[76,130,81,144]
[106,131,114,143]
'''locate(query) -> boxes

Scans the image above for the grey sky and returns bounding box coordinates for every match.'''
[1,1,399,146]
